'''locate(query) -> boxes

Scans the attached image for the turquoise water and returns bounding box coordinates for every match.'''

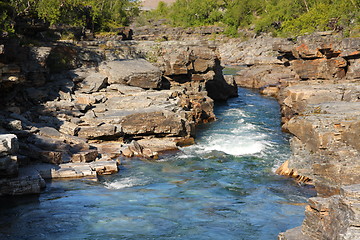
[0,88,315,240]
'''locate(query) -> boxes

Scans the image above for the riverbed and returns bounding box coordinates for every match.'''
[0,87,315,240]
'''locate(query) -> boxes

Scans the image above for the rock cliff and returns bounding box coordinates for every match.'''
[224,33,360,239]
[279,184,360,240]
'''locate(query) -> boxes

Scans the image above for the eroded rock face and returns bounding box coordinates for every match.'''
[228,33,360,98]
[279,184,360,240]
[283,102,360,196]
[220,34,360,239]
[0,134,46,196]
[136,40,238,101]
[0,37,235,196]
[219,36,289,66]
[132,24,225,41]
[280,83,360,124]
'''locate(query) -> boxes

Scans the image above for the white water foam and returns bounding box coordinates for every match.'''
[187,106,274,156]
[224,108,249,117]
[201,134,267,155]
[104,176,147,189]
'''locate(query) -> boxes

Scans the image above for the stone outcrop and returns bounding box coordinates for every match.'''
[0,35,236,196]
[132,21,225,41]
[136,40,238,101]
[279,184,360,240]
[0,134,19,177]
[268,35,360,196]
[282,101,360,196]
[99,59,162,88]
[0,134,46,196]
[218,33,360,239]
[219,36,298,98]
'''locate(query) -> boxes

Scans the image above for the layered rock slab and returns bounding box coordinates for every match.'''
[0,39,237,196]
[282,101,360,196]
[99,59,162,89]
[279,184,360,240]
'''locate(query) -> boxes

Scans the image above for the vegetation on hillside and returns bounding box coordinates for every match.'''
[1,0,359,38]
[0,0,140,35]
[139,0,360,37]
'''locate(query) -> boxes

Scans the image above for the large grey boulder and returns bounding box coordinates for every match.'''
[120,111,192,137]
[78,72,108,93]
[99,59,162,89]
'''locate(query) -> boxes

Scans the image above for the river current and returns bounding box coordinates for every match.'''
[0,87,315,240]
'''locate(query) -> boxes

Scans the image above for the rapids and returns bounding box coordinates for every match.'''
[0,87,315,240]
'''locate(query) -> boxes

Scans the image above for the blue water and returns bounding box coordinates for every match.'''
[0,88,315,240]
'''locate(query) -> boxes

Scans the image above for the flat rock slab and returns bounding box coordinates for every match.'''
[99,59,162,89]
[30,161,118,179]
[0,167,45,196]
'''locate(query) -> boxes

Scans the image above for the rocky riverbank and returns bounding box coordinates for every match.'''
[1,25,360,238]
[223,32,360,239]
[0,37,236,196]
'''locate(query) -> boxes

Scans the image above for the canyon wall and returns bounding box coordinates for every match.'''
[223,32,360,239]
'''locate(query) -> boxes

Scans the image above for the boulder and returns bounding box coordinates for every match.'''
[339,38,360,58]
[78,72,108,93]
[291,58,346,80]
[77,124,117,140]
[0,134,19,156]
[107,84,144,94]
[120,111,191,137]
[122,140,158,159]
[90,142,123,159]
[137,138,178,152]
[90,161,118,175]
[38,151,63,165]
[58,121,80,136]
[292,33,341,59]
[99,59,162,89]
[234,64,297,89]
[346,59,360,79]
[71,150,98,163]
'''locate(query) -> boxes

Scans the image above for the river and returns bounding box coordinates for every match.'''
[0,87,315,240]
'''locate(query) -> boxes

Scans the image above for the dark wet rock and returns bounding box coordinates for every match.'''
[0,167,45,196]
[0,155,18,177]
